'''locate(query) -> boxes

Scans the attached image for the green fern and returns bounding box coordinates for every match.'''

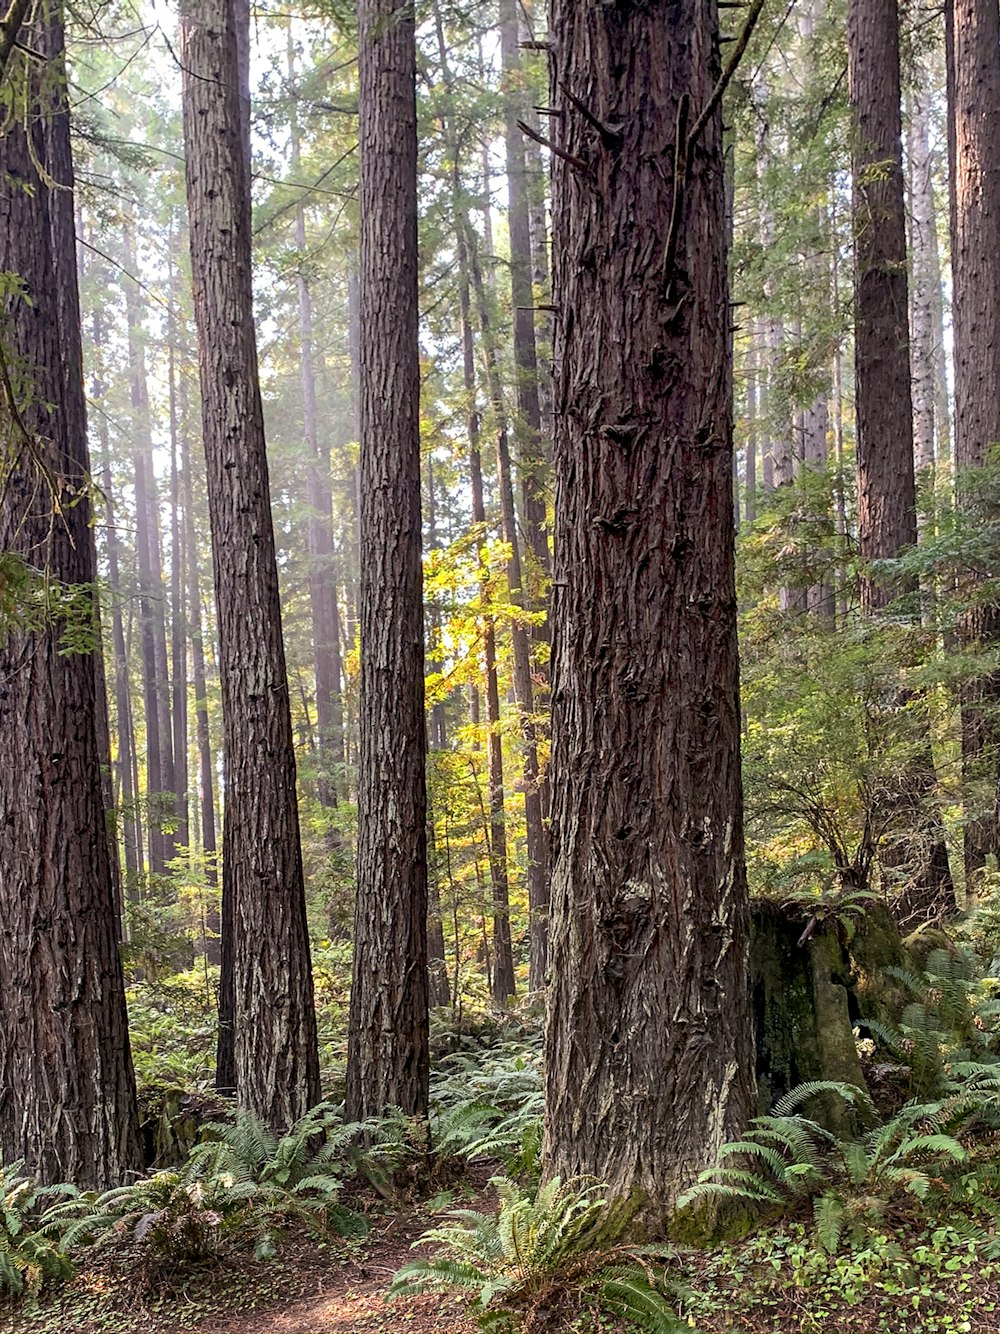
[391,1174,689,1329]
[0,1162,78,1297]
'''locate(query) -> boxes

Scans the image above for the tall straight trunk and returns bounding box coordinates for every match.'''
[467,231,547,993]
[745,332,757,523]
[907,85,938,491]
[949,0,1000,884]
[849,0,918,608]
[123,225,176,873]
[345,0,429,1122]
[544,0,754,1217]
[91,303,143,886]
[181,383,219,910]
[432,3,517,1003]
[289,40,343,808]
[0,6,141,1186]
[181,0,320,1125]
[849,0,956,923]
[462,241,516,1006]
[423,457,452,1006]
[499,0,551,596]
[168,235,190,852]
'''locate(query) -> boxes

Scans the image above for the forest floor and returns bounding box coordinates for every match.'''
[7,1168,1000,1334]
[3,1186,484,1334]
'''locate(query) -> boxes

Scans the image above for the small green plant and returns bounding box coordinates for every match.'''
[391,1174,688,1331]
[431,1045,544,1177]
[677,1077,1000,1255]
[0,1161,78,1296]
[56,1170,239,1268]
[54,1104,405,1272]
[866,946,1000,1096]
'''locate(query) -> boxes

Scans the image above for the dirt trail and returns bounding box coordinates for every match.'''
[195,1201,479,1334]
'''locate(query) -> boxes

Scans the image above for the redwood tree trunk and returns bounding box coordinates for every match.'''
[849,0,956,923]
[543,0,754,1218]
[0,8,141,1187]
[181,0,320,1126]
[949,0,1000,883]
[345,0,429,1121]
[848,0,918,611]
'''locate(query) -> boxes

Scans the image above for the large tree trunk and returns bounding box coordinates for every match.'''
[949,0,1000,885]
[345,0,429,1122]
[181,0,320,1126]
[0,7,141,1187]
[543,0,755,1219]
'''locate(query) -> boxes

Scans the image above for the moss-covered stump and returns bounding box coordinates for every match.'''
[848,899,911,1024]
[138,1084,230,1168]
[751,900,867,1132]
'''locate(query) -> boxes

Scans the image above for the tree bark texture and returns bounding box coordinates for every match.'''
[949,0,1000,880]
[181,0,320,1126]
[906,86,938,488]
[848,0,918,612]
[345,0,429,1121]
[0,9,141,1187]
[543,0,755,1218]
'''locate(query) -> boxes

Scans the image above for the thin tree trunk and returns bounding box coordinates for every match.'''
[168,231,190,852]
[345,0,429,1122]
[0,5,141,1187]
[289,34,343,808]
[181,0,320,1125]
[91,300,143,887]
[123,225,176,874]
[907,85,937,494]
[745,331,757,524]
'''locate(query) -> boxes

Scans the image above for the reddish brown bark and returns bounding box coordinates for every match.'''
[543,0,754,1216]
[345,0,429,1121]
[181,0,320,1125]
[0,8,141,1187]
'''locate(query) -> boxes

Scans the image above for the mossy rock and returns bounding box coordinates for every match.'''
[137,1083,230,1168]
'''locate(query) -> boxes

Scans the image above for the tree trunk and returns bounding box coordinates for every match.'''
[288,42,343,809]
[167,233,190,853]
[543,0,755,1219]
[345,0,429,1122]
[849,0,917,610]
[745,332,757,524]
[849,0,956,923]
[0,7,141,1187]
[467,231,548,993]
[500,0,551,596]
[907,86,937,492]
[91,300,144,887]
[181,382,219,914]
[949,0,1000,884]
[181,0,320,1126]
[123,225,176,875]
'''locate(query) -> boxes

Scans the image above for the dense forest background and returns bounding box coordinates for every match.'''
[3,0,1000,1328]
